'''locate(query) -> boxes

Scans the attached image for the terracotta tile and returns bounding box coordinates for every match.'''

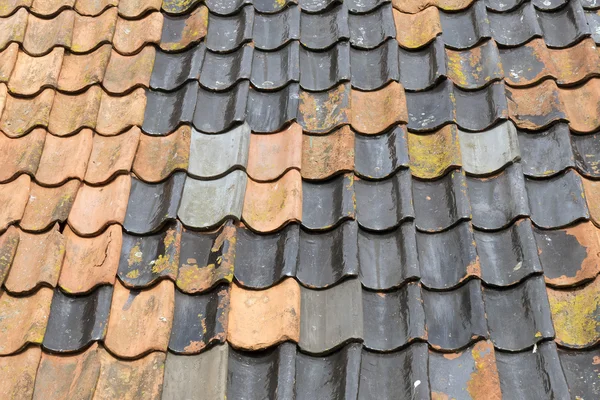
[298,84,351,134]
[228,279,301,350]
[242,169,302,233]
[104,280,174,357]
[20,180,80,232]
[118,0,162,18]
[393,8,441,49]
[562,78,600,133]
[548,38,600,86]
[302,126,355,180]
[351,82,408,134]
[96,88,146,135]
[0,89,55,138]
[392,0,473,13]
[57,44,111,92]
[0,287,53,354]
[86,127,140,185]
[103,47,155,94]
[0,43,18,83]
[23,10,75,56]
[33,343,101,400]
[31,0,75,15]
[48,87,102,136]
[36,129,93,186]
[95,348,165,400]
[60,225,121,294]
[114,12,163,55]
[160,6,209,52]
[506,80,566,131]
[582,177,600,225]
[0,175,30,232]
[75,0,118,16]
[0,8,28,50]
[247,123,302,182]
[0,82,5,116]
[0,0,32,18]
[133,126,190,183]
[0,346,41,400]
[8,48,63,96]
[0,128,45,183]
[4,224,65,294]
[68,174,131,236]
[408,125,462,179]
[0,226,20,286]
[71,8,117,53]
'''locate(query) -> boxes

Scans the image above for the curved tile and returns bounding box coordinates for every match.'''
[205,0,250,15]
[298,83,350,134]
[113,12,163,55]
[160,6,208,52]
[573,131,600,178]
[71,9,117,54]
[351,81,408,134]
[349,4,396,49]
[417,222,479,289]
[0,43,18,84]
[8,48,63,96]
[0,175,30,233]
[153,43,202,90]
[350,40,399,91]
[562,78,600,133]
[169,284,229,353]
[355,169,413,231]
[299,0,340,12]
[302,126,354,180]
[251,42,300,90]
[96,88,146,136]
[300,4,349,50]
[200,45,253,91]
[392,0,474,13]
[422,279,487,350]
[536,0,590,48]
[392,7,441,49]
[302,173,354,230]
[583,177,600,225]
[143,82,198,136]
[57,45,111,92]
[243,170,302,232]
[0,128,43,183]
[178,171,247,229]
[118,222,182,288]
[0,88,54,138]
[0,8,27,50]
[60,224,121,294]
[246,84,299,133]
[507,81,567,131]
[475,218,542,287]
[253,5,300,51]
[22,10,74,56]
[177,222,236,293]
[300,42,350,91]
[300,279,363,354]
[36,129,93,186]
[398,38,445,92]
[407,125,461,179]
[355,125,409,179]
[85,126,140,185]
[446,40,503,89]
[20,180,79,232]
[488,2,542,47]
[586,9,600,43]
[133,126,191,183]
[193,81,249,134]
[47,87,102,137]
[557,347,600,399]
[103,47,155,94]
[439,1,491,49]
[104,280,174,358]
[117,0,161,17]
[0,227,19,285]
[228,279,301,350]
[547,277,600,348]
[206,5,253,52]
[123,173,185,234]
[525,169,589,229]
[0,347,41,400]
[363,282,426,351]
[517,123,575,178]
[412,169,471,232]
[43,286,112,352]
[162,0,202,14]
[254,0,296,12]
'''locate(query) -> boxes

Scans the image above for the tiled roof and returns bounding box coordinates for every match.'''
[0,0,599,399]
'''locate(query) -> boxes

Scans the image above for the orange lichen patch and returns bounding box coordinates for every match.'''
[242,169,302,233]
[0,43,18,83]
[549,38,600,86]
[36,129,93,186]
[114,12,164,55]
[547,277,600,348]
[503,39,552,87]
[177,225,237,293]
[4,224,65,294]
[33,342,101,400]
[23,10,75,56]
[299,84,351,134]
[583,175,600,226]
[132,126,191,183]
[302,126,355,180]
[0,127,45,183]
[228,279,301,350]
[351,82,408,134]
[0,88,55,138]
[104,280,174,357]
[506,80,566,130]
[0,226,19,285]
[465,341,502,400]
[0,287,53,354]
[0,0,31,18]
[75,0,119,16]
[85,126,140,185]
[160,6,209,51]
[247,124,302,182]
[392,0,474,13]
[0,346,41,400]
[59,225,121,294]
[71,8,118,53]
[96,88,146,135]
[68,174,131,236]
[20,180,80,232]
[95,348,165,400]
[408,125,462,179]
[0,8,28,49]
[118,0,162,18]
[31,0,75,15]
[562,78,600,133]
[103,47,155,94]
[393,7,441,49]
[57,44,111,92]
[48,86,102,136]
[9,48,64,96]
[0,175,31,232]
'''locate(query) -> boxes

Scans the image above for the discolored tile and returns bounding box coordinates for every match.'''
[561,78,600,133]
[150,45,205,91]
[30,0,74,15]
[392,0,474,13]
[36,129,92,186]
[302,173,355,230]
[0,43,18,83]
[85,126,140,185]
[253,5,300,51]
[557,347,600,399]
[573,131,600,178]
[506,79,564,130]
[0,174,30,232]
[298,83,350,134]
[103,47,155,94]
[8,48,64,96]
[48,87,102,136]
[113,12,163,55]
[75,0,118,15]
[118,0,162,18]
[162,0,203,14]
[517,123,575,178]
[302,126,354,180]
[20,180,80,232]
[71,8,117,53]
[133,126,190,183]
[143,82,198,136]
[161,6,209,52]
[57,45,111,92]
[351,82,408,135]
[445,40,503,89]
[0,346,41,400]
[96,88,146,135]
[0,127,45,183]
[0,88,55,138]
[251,42,299,90]
[407,125,461,179]
[393,7,441,49]
[22,10,74,56]
[246,84,299,133]
[0,226,19,285]
[0,8,27,50]
[200,45,253,91]
[193,82,249,134]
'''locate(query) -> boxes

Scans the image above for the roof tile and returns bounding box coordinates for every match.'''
[298,83,350,134]
[0,8,28,50]
[0,174,30,232]
[96,88,146,135]
[349,4,396,49]
[302,173,355,230]
[0,127,45,183]
[113,12,163,55]
[253,5,300,51]
[150,45,205,91]
[0,226,19,285]
[200,45,253,92]
[0,0,31,18]
[572,131,600,178]
[48,87,102,136]
[300,4,348,50]
[557,347,600,399]
[75,0,118,16]
[351,82,407,134]
[0,43,18,83]
[160,6,208,52]
[350,40,399,91]
[71,8,117,53]
[103,47,155,94]
[161,0,203,14]
[23,10,74,56]
[143,83,197,136]
[193,82,249,134]
[36,128,93,185]
[355,125,409,180]
[407,125,461,179]
[392,0,473,13]
[302,126,354,180]
[517,123,574,178]
[30,0,74,15]
[132,126,190,183]
[0,88,54,138]
[0,346,41,400]
[20,179,79,232]
[246,84,298,133]
[299,43,349,92]
[398,38,446,91]
[439,1,490,50]
[57,44,111,92]
[393,7,440,49]
[85,126,140,185]
[446,39,503,89]
[251,42,299,91]
[118,0,162,18]
[205,6,253,52]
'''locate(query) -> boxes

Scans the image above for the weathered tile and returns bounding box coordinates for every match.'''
[143,82,198,136]
[505,81,565,130]
[407,125,461,179]
[20,180,80,232]
[459,122,520,175]
[118,0,162,17]
[298,83,350,134]
[0,127,45,183]
[349,4,396,49]
[572,131,600,178]
[103,47,155,94]
[0,346,41,400]
[30,0,74,15]
[71,8,117,53]
[561,78,600,133]
[0,8,28,44]
[446,40,503,89]
[200,45,252,91]
[48,87,102,136]
[557,347,600,399]
[205,5,254,52]
[253,5,300,51]
[113,12,163,55]
[0,174,30,232]
[96,88,146,135]
[251,42,300,90]
[355,125,409,180]
[85,126,140,185]
[150,45,204,91]
[57,45,111,92]
[350,40,399,91]
[8,48,64,96]
[0,89,54,138]
[133,126,190,183]
[36,129,92,185]
[160,6,209,52]
[351,82,407,135]
[22,10,74,56]
[299,0,340,12]
[0,43,18,83]
[302,126,354,180]
[392,0,473,13]
[75,0,118,15]
[300,4,348,50]
[302,173,354,230]
[193,82,249,134]
[0,226,19,285]
[161,0,202,14]
[439,1,490,50]
[393,7,440,49]
[517,123,575,178]
[246,84,299,133]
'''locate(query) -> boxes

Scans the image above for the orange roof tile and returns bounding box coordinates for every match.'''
[20,179,80,232]
[0,346,41,399]
[36,129,93,185]
[103,46,155,94]
[118,0,162,18]
[71,8,117,53]
[75,0,118,16]
[133,126,190,183]
[23,10,75,56]
[393,7,441,49]
[96,88,146,135]
[57,44,111,92]
[408,125,462,179]
[0,88,55,138]
[0,174,30,232]
[113,12,163,55]
[48,87,102,136]
[351,82,408,134]
[0,1,32,18]
[247,123,302,182]
[0,8,27,50]
[302,126,354,180]
[0,128,45,183]
[85,126,140,185]
[0,226,19,285]
[31,0,75,15]
[0,43,18,83]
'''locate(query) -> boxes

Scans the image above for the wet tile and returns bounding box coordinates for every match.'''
[392,7,441,49]
[0,287,53,355]
[505,81,564,130]
[118,0,162,18]
[200,45,252,91]
[557,347,600,399]
[169,284,229,353]
[300,4,349,50]
[96,88,146,135]
[302,126,354,180]
[4,225,65,294]
[0,346,41,400]
[60,225,121,294]
[350,40,399,91]
[351,82,407,135]
[439,2,490,50]
[205,0,251,14]
[133,126,190,183]
[0,174,30,232]
[36,129,92,186]
[20,180,80,232]
[407,125,461,179]
[246,84,299,133]
[446,40,503,89]
[0,43,18,83]
[302,173,355,230]
[0,127,45,183]
[150,45,204,91]
[517,123,575,178]
[71,8,117,53]
[43,286,112,352]
[85,126,140,185]
[103,47,155,94]
[113,12,163,55]
[68,174,131,236]
[57,44,111,92]
[298,83,350,134]
[160,6,209,52]
[253,5,300,51]
[349,4,396,50]
[398,38,446,91]
[143,82,197,136]
[229,279,301,350]
[48,87,102,136]
[0,89,54,138]
[0,226,19,285]
[8,48,64,96]
[299,0,340,12]
[355,125,409,180]
[300,43,350,92]
[22,10,74,56]
[251,42,299,91]
[193,82,249,134]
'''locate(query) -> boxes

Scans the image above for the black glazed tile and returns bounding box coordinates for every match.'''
[398,38,446,92]
[254,0,297,13]
[572,131,600,178]
[162,0,204,14]
[439,1,491,50]
[532,0,569,10]
[302,174,355,230]
[251,42,300,90]
[535,0,590,48]
[557,347,600,399]
[192,81,249,133]
[246,83,299,133]
[581,0,600,9]
[299,42,350,91]
[585,9,600,44]
[346,0,389,13]
[485,0,525,12]
[300,4,349,50]
[348,3,396,49]
[199,45,253,91]
[517,123,575,178]
[150,45,205,91]
[206,5,254,52]
[205,0,251,15]
[354,125,409,180]
[253,5,301,50]
[298,0,342,13]
[142,82,198,136]
[488,3,543,47]
[350,40,399,91]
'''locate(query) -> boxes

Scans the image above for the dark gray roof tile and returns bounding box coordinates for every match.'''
[246,84,299,133]
[354,125,409,180]
[298,0,341,13]
[199,45,253,91]
[300,4,349,50]
[517,123,575,178]
[254,0,297,13]
[557,347,600,399]
[572,130,600,178]
[440,1,491,50]
[193,81,249,133]
[251,42,300,90]
[300,42,350,91]
[205,0,251,15]
[150,45,205,91]
[143,82,198,136]
[253,5,300,50]
[206,5,254,52]
[348,3,396,49]
[398,38,446,92]
[350,40,399,91]
[302,173,355,230]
